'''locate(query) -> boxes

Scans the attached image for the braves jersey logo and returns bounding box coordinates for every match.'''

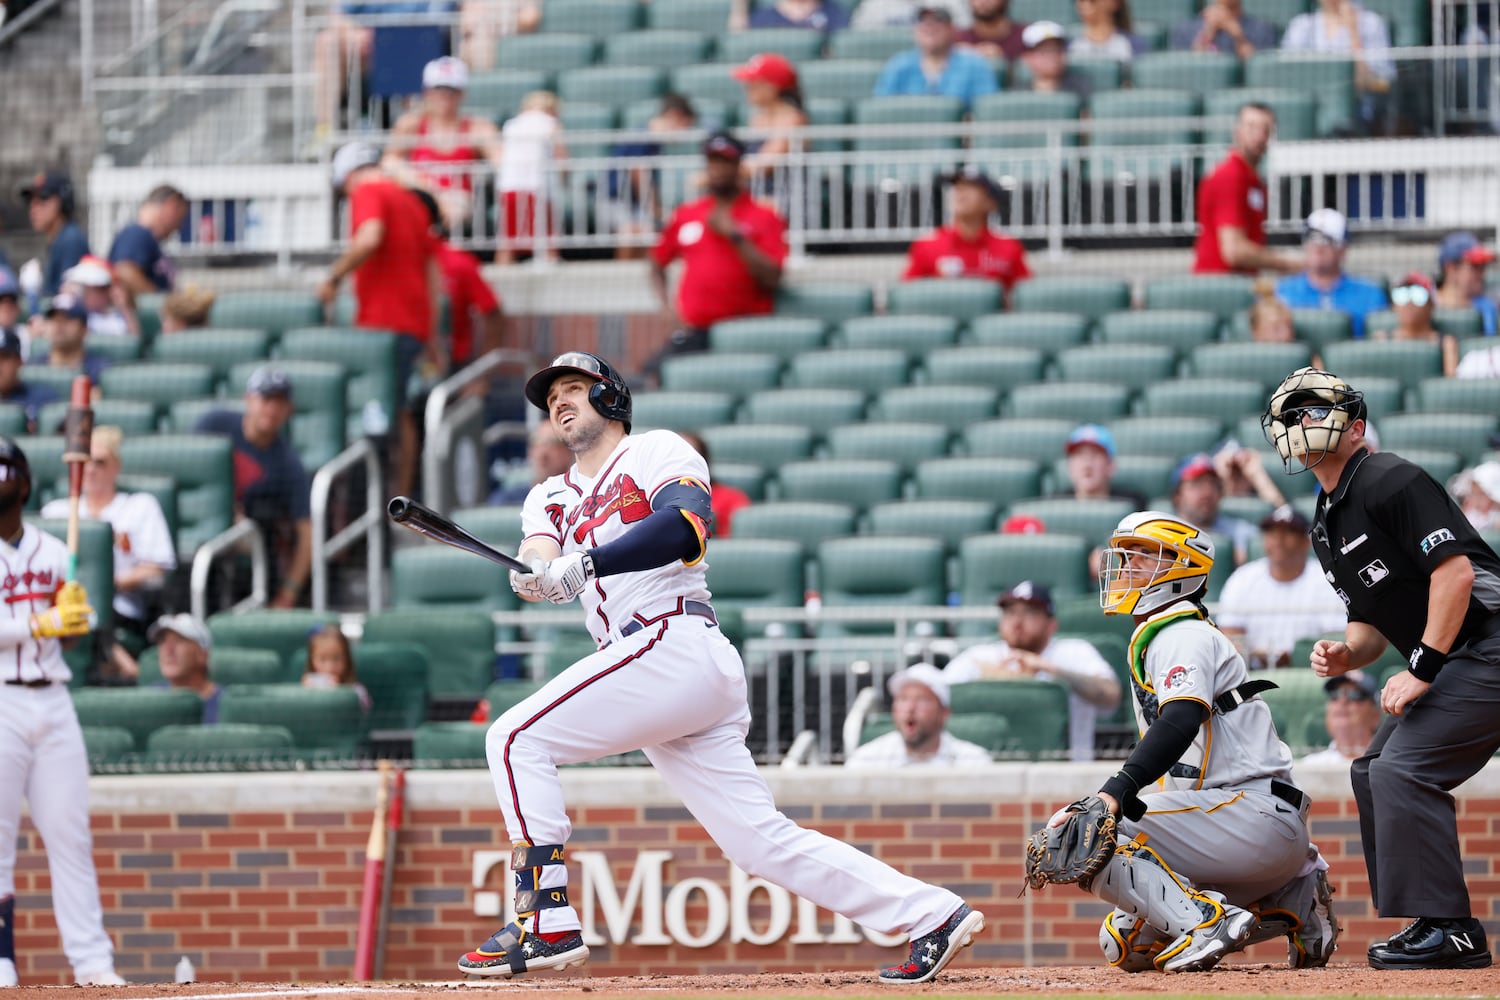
[563,473,652,543]
[2,568,56,603]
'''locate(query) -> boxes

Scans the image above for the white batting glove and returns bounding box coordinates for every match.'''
[539,552,595,604]
[508,558,547,601]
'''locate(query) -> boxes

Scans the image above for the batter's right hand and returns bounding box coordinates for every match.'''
[1309,639,1351,677]
[31,603,95,639]
[509,559,547,602]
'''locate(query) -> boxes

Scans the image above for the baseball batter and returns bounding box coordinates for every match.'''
[1058,511,1338,973]
[0,437,124,987]
[459,352,983,983]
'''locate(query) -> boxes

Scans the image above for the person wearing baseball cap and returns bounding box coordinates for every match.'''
[1434,231,1499,334]
[873,4,997,111]
[1274,208,1388,338]
[943,581,1121,761]
[1050,423,1147,508]
[0,269,20,333]
[0,326,59,432]
[845,663,995,767]
[1216,503,1347,671]
[740,0,850,31]
[1171,452,1256,565]
[1378,270,1460,376]
[1018,21,1091,100]
[1298,671,1382,768]
[149,613,223,723]
[1457,460,1500,534]
[21,169,89,297]
[41,291,111,383]
[733,53,809,180]
[902,166,1031,297]
[62,255,135,338]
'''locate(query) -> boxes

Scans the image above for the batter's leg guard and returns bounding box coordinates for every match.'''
[1091,838,1255,974]
[457,843,589,978]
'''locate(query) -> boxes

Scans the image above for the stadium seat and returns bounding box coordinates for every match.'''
[497,32,596,73]
[347,641,430,733]
[1244,53,1355,136]
[1136,378,1268,424]
[949,679,1070,759]
[1322,340,1444,392]
[1005,381,1132,422]
[816,535,948,634]
[962,417,1074,463]
[80,726,136,767]
[1205,87,1318,144]
[777,459,904,509]
[1055,343,1178,392]
[208,291,323,339]
[959,534,1093,603]
[33,519,113,674]
[800,59,886,102]
[872,385,999,431]
[540,0,642,34]
[604,29,712,68]
[464,68,554,120]
[836,315,961,356]
[449,505,522,547]
[133,294,165,340]
[731,501,857,555]
[0,405,23,436]
[966,312,1091,355]
[1362,0,1428,46]
[412,720,488,767]
[1416,376,1500,415]
[1376,413,1497,465]
[886,278,1002,321]
[709,316,828,358]
[1367,309,1480,341]
[99,363,216,418]
[866,499,996,553]
[391,546,515,612]
[1097,309,1220,355]
[971,91,1082,150]
[217,684,366,755]
[668,62,746,104]
[280,327,399,446]
[826,423,951,470]
[207,609,340,669]
[740,387,867,427]
[1130,50,1241,95]
[1011,54,1121,95]
[14,435,63,512]
[80,334,143,363]
[38,398,157,437]
[1088,90,1201,183]
[19,366,80,403]
[1013,276,1131,320]
[210,646,295,687]
[851,96,964,184]
[1391,448,1465,484]
[1143,274,1257,319]
[828,27,914,62]
[362,608,497,699]
[1189,341,1313,387]
[1255,670,1328,755]
[120,433,234,555]
[148,328,272,392]
[1051,453,1177,501]
[114,474,179,544]
[913,456,1041,507]
[71,687,203,751]
[660,352,782,395]
[558,66,665,109]
[630,391,737,431]
[712,462,767,502]
[1108,415,1225,457]
[775,282,875,324]
[703,538,804,638]
[718,27,827,64]
[1282,308,1357,354]
[701,423,816,465]
[1005,498,1135,545]
[143,723,297,766]
[921,346,1045,393]
[783,348,910,392]
[647,0,732,32]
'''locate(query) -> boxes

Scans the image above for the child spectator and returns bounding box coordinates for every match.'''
[159,284,217,334]
[303,624,372,712]
[497,90,566,265]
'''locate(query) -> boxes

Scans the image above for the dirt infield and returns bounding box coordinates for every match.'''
[11,963,1499,999]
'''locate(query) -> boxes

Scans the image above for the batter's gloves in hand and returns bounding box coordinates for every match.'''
[539,552,595,604]
[1023,794,1117,893]
[509,558,547,602]
[56,581,89,608]
[31,603,95,640]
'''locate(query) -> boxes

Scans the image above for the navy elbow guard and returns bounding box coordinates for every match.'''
[653,477,715,563]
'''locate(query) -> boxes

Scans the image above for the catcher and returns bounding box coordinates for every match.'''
[1024,511,1338,973]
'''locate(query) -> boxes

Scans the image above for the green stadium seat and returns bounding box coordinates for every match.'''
[71,687,203,751]
[647,0,732,31]
[943,714,1007,754]
[1322,340,1444,392]
[1416,376,1500,415]
[448,505,522,547]
[701,423,815,465]
[1005,381,1132,422]
[1394,448,1465,484]
[1130,51,1241,95]
[740,387,866,426]
[1204,87,1318,144]
[851,96,964,183]
[210,646,296,686]
[825,423,951,470]
[921,346,1045,390]
[949,679,1070,759]
[391,546,515,612]
[540,0,642,34]
[1051,453,1177,500]
[836,315,961,356]
[38,398,157,437]
[731,501,857,554]
[465,68,552,120]
[960,533,1092,603]
[661,352,781,395]
[207,609,340,669]
[1096,309,1220,355]
[971,91,1082,150]
[150,327,274,391]
[1362,0,1428,46]
[0,405,24,436]
[776,459,904,509]
[776,282,874,324]
[98,363,216,416]
[208,291,323,339]
[1254,670,1328,754]
[362,608,497,699]
[226,355,346,417]
[82,334,144,363]
[15,435,63,511]
[1350,375,1402,419]
[32,518,114,673]
[80,726,136,768]
[886,278,1002,321]
[412,720,489,767]
[1056,343,1178,392]
[828,27,914,62]
[558,66,666,109]
[1013,277,1131,320]
[1012,54,1122,95]
[802,95,849,152]
[710,316,828,357]
[783,348,910,392]
[133,294,165,340]
[1190,341,1314,386]
[115,474,179,544]
[966,312,1091,356]
[872,385,999,431]
[120,433,234,555]
[1377,413,1497,465]
[1242,0,1313,33]
[483,678,551,718]
[1089,93,1203,170]
[1367,309,1481,342]
[1244,53,1355,136]
[801,59,886,102]
[1137,378,1268,424]
[817,535,948,634]
[280,327,398,446]
[630,391,737,431]
[19,365,81,403]
[962,418,1074,463]
[718,27,827,64]
[604,29,712,68]
[1108,415,1225,457]
[669,63,745,104]
[1279,309,1355,354]
[1055,595,1133,643]
[497,32,596,72]
[1144,274,1257,319]
[712,462,768,502]
[913,456,1041,507]
[1005,498,1135,545]
[704,538,804,638]
[348,641,429,732]
[143,723,297,766]
[217,684,366,755]
[866,499,996,553]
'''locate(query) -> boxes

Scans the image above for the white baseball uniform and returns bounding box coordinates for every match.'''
[491,430,962,937]
[0,524,116,980]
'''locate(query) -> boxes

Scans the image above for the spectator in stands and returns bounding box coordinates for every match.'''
[1050,423,1147,508]
[853,0,968,30]
[20,170,88,297]
[61,256,136,338]
[1455,339,1500,378]
[1216,504,1346,670]
[609,95,699,261]
[944,581,1121,762]
[957,0,1027,63]
[193,366,312,610]
[303,623,372,713]
[1070,0,1144,62]
[1434,231,1499,335]
[383,57,505,236]
[1170,0,1278,58]
[107,184,188,298]
[730,0,849,31]
[489,423,573,504]
[1274,209,1387,338]
[40,425,175,651]
[159,284,217,334]
[1452,461,1500,534]
[0,327,58,432]
[873,6,998,111]
[1193,103,1302,275]
[40,292,110,383]
[1018,21,1092,100]
[0,269,20,333]
[1299,671,1382,766]
[1211,437,1287,507]
[1281,0,1395,133]
[1249,283,1295,342]
[1374,270,1459,376]
[1000,513,1046,535]
[735,54,810,184]
[648,131,788,379]
[496,90,566,266]
[149,613,221,721]
[459,0,541,70]
[411,189,505,377]
[846,663,994,767]
[321,142,441,500]
[679,431,752,538]
[1170,451,1256,565]
[902,167,1031,298]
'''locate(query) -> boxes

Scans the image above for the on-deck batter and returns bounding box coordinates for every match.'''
[458,352,984,984]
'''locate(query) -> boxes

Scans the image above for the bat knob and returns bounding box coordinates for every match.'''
[387,496,412,520]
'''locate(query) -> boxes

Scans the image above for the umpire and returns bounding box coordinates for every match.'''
[1263,367,1500,970]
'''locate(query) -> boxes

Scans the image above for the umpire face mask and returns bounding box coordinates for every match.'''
[1263,367,1365,473]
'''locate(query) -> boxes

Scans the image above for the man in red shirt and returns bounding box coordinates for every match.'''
[1193,103,1302,275]
[318,142,442,496]
[648,131,788,381]
[904,167,1031,299]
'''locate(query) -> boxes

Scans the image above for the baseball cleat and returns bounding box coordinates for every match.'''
[75,969,126,985]
[1155,894,1256,973]
[0,958,17,987]
[1289,869,1340,969]
[877,902,985,984]
[1101,908,1169,973]
[458,924,589,978]
[1367,917,1492,970]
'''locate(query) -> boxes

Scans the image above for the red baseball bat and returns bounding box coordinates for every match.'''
[353,762,391,981]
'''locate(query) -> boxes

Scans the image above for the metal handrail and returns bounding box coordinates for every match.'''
[0,0,62,49]
[310,437,386,613]
[190,519,269,622]
[421,349,533,517]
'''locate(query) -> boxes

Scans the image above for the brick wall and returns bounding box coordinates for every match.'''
[12,764,1500,984]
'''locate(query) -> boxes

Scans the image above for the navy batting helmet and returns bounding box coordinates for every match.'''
[0,436,32,504]
[525,352,633,432]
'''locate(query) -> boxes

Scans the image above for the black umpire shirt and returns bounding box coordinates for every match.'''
[1311,449,1500,659]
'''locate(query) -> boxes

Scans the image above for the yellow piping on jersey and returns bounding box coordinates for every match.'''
[1143,791,1246,816]
[679,510,708,566]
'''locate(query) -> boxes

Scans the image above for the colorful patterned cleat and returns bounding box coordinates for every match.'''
[457,922,589,978]
[878,903,985,984]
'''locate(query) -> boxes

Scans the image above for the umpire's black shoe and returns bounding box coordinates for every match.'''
[1368,917,1492,970]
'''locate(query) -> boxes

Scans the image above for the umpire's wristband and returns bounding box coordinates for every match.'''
[1407,641,1447,683]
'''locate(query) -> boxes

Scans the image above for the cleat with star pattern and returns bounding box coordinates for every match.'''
[878,903,985,984]
[457,922,589,978]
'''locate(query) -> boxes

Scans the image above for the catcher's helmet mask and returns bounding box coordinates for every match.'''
[525,352,633,433]
[0,436,31,506]
[1262,367,1366,473]
[1100,511,1215,617]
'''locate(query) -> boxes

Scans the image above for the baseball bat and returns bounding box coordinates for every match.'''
[61,376,94,583]
[353,761,392,981]
[372,766,405,981]
[387,496,533,574]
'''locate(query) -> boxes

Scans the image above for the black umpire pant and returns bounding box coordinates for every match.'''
[1351,632,1500,918]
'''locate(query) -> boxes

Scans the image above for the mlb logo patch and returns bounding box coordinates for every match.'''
[1358,560,1390,587]
[1420,528,1456,555]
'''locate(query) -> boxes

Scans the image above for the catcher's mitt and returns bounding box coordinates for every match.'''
[1023,795,1117,893]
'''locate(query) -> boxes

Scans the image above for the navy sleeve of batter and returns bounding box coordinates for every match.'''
[1098,699,1210,820]
[586,507,700,578]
